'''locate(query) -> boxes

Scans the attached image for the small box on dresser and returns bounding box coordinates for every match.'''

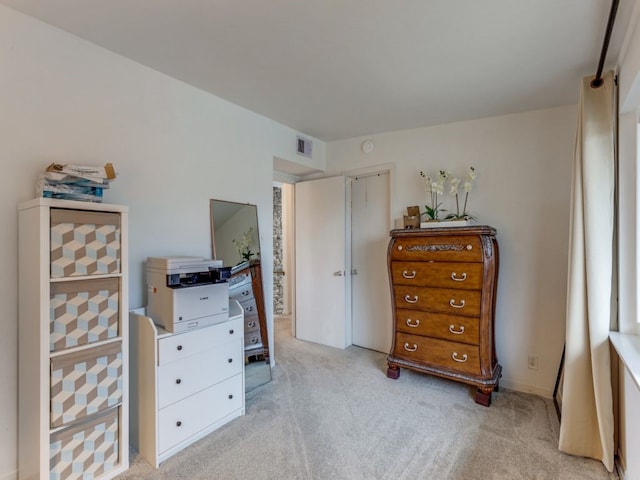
[386,225,501,406]
[18,198,129,480]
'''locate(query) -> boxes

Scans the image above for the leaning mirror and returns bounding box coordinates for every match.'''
[210,199,272,392]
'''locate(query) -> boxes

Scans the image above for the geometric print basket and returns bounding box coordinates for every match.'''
[50,278,119,352]
[50,407,119,480]
[50,209,120,278]
[50,342,122,428]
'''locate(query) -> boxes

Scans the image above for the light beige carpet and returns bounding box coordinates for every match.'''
[117,316,616,480]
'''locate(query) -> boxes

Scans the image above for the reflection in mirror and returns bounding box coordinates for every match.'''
[210,199,272,392]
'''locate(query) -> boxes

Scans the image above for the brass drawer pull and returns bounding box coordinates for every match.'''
[449,299,465,309]
[406,318,420,328]
[403,342,418,352]
[451,352,468,363]
[402,270,416,279]
[449,324,465,335]
[451,272,467,282]
[404,295,419,304]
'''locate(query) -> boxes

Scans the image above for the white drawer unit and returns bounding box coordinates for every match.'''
[130,301,245,468]
[157,317,241,366]
[18,198,129,480]
[157,337,242,409]
[157,374,243,454]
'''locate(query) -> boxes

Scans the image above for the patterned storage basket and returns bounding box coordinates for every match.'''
[50,342,123,428]
[50,209,121,278]
[50,278,120,352]
[50,407,119,480]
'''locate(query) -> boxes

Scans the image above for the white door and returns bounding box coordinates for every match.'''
[351,173,392,353]
[295,176,351,349]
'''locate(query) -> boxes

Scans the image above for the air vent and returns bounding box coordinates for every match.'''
[296,136,312,158]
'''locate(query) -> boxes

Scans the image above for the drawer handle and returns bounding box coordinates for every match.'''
[451,272,467,282]
[402,270,416,279]
[229,329,234,335]
[251,337,259,344]
[404,295,418,304]
[246,306,254,312]
[452,352,468,363]
[406,318,420,328]
[449,299,465,309]
[228,394,234,400]
[449,324,465,335]
[175,378,182,384]
[403,342,418,352]
[243,290,250,296]
[247,321,256,328]
[176,421,182,427]
[228,358,233,363]
[176,345,183,351]
[466,245,473,250]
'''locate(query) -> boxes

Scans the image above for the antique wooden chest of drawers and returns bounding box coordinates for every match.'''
[386,226,501,406]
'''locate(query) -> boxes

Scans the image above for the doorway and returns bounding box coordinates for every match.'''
[275,169,392,353]
[273,182,295,336]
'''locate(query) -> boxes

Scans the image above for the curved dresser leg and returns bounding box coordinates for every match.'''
[474,387,493,407]
[387,363,400,379]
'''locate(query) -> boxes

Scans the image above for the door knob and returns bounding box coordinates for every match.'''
[333,271,344,276]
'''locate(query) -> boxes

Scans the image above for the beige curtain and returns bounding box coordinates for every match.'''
[558,70,616,471]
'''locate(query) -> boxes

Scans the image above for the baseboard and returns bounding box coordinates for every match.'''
[0,468,17,480]
[498,378,553,398]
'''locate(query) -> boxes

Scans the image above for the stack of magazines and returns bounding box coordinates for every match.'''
[37,163,116,202]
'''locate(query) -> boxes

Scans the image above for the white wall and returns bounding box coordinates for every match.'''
[326,105,577,396]
[0,5,325,479]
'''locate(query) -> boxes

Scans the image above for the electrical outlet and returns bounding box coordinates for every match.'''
[528,354,539,370]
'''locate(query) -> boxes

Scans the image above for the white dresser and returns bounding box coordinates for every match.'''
[130,301,245,468]
[18,198,129,480]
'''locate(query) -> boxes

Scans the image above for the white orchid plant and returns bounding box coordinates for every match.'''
[445,166,477,221]
[232,226,256,262]
[419,169,448,220]
[420,166,477,221]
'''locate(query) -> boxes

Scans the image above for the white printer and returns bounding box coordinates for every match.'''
[146,256,230,333]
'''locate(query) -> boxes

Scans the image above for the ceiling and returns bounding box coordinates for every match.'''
[0,0,635,142]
